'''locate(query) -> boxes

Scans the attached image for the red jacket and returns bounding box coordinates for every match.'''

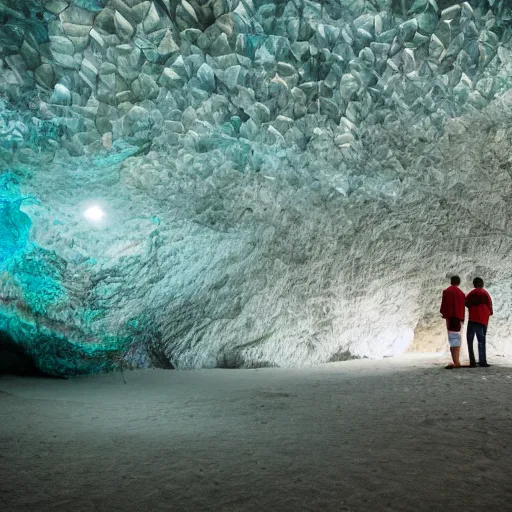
[465,288,493,326]
[440,285,466,322]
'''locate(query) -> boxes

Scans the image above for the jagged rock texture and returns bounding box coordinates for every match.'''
[1,0,512,374]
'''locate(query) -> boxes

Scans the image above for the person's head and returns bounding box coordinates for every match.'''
[450,275,461,286]
[473,277,484,288]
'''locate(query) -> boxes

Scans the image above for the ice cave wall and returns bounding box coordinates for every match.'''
[1,0,512,374]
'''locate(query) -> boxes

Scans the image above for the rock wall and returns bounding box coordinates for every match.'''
[0,0,512,374]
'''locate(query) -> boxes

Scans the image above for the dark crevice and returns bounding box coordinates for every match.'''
[0,331,66,378]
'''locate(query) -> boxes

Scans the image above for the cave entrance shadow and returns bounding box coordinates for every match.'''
[0,331,65,379]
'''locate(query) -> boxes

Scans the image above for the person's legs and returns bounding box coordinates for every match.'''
[449,347,455,366]
[467,322,477,366]
[449,346,461,367]
[475,323,488,365]
[447,332,461,368]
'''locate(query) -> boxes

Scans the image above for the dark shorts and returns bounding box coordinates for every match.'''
[446,317,462,332]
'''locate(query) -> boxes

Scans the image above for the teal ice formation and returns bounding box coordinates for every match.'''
[1,0,512,375]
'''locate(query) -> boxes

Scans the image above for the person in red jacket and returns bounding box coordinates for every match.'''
[466,277,493,368]
[440,275,466,368]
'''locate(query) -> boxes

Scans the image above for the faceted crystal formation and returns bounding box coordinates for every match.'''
[0,1,511,374]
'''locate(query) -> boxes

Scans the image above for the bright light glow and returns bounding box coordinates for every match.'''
[84,205,105,222]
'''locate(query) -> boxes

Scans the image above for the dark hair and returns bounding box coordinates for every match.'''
[450,275,461,286]
[473,277,484,288]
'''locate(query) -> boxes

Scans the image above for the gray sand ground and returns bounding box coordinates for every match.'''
[2,354,512,512]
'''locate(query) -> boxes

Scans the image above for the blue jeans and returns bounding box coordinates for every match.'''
[467,321,487,365]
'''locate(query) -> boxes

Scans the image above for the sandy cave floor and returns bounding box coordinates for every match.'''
[2,354,512,512]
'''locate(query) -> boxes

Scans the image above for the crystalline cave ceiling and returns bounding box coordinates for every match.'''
[0,0,511,375]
